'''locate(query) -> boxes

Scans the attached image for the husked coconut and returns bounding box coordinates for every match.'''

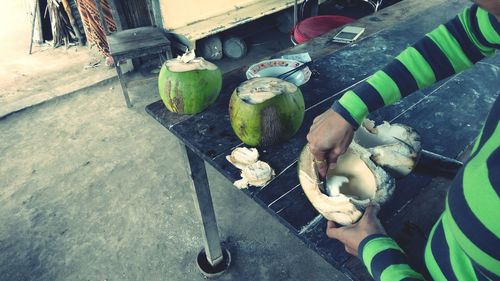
[354,119,421,177]
[226,147,259,169]
[234,161,275,189]
[298,143,394,225]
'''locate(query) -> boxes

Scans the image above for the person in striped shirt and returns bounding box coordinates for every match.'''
[307,1,499,280]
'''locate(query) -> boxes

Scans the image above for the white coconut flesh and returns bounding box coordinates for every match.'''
[298,142,395,225]
[237,77,298,104]
[298,146,384,225]
[165,50,218,72]
[226,147,274,189]
[226,147,259,170]
[234,160,275,189]
[297,119,420,225]
[354,119,422,177]
[326,148,377,201]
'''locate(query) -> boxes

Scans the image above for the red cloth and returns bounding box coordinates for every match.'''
[293,15,354,44]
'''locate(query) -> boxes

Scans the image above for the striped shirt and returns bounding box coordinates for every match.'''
[332,4,500,281]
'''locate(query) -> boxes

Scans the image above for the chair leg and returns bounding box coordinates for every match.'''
[115,61,132,108]
[159,48,172,64]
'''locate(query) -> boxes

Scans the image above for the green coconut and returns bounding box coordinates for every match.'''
[158,51,222,114]
[229,77,305,147]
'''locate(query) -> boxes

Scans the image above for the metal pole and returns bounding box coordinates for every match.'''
[29,0,38,54]
[178,142,223,266]
[293,0,298,27]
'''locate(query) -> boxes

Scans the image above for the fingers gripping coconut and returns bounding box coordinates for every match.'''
[307,109,355,178]
[229,78,305,147]
[158,50,222,114]
[299,142,394,225]
[300,118,421,225]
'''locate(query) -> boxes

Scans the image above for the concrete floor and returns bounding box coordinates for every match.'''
[0,75,350,281]
[0,1,115,118]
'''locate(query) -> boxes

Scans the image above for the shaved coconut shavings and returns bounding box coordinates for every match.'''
[239,161,275,188]
[180,49,196,63]
[226,147,275,188]
[226,147,259,170]
[165,49,218,72]
[237,77,297,104]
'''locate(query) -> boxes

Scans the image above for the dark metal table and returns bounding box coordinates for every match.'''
[146,0,499,279]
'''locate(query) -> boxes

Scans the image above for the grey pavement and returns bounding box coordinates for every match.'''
[0,78,350,281]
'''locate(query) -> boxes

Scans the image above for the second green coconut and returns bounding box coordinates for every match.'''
[229,77,305,147]
[158,51,222,114]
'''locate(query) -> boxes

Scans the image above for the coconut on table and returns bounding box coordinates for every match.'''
[158,51,222,114]
[229,77,305,147]
[225,77,305,189]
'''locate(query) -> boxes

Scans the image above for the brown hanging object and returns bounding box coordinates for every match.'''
[75,0,116,56]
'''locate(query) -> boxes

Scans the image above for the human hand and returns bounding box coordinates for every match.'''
[326,205,386,256]
[306,109,354,178]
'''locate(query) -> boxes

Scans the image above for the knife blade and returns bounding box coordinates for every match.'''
[313,161,328,194]
[416,149,464,178]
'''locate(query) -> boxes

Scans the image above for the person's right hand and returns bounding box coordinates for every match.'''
[306,109,354,178]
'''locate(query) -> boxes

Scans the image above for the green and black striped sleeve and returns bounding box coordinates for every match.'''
[358,102,500,281]
[333,4,499,129]
[359,234,425,281]
[334,4,500,281]
[428,97,500,280]
[358,98,500,281]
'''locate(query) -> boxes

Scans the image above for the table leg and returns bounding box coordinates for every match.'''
[179,142,224,266]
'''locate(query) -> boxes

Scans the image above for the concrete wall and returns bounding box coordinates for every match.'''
[160,0,257,30]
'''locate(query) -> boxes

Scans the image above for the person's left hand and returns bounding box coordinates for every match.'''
[326,205,386,257]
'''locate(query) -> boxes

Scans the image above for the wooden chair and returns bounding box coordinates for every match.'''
[94,0,172,107]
